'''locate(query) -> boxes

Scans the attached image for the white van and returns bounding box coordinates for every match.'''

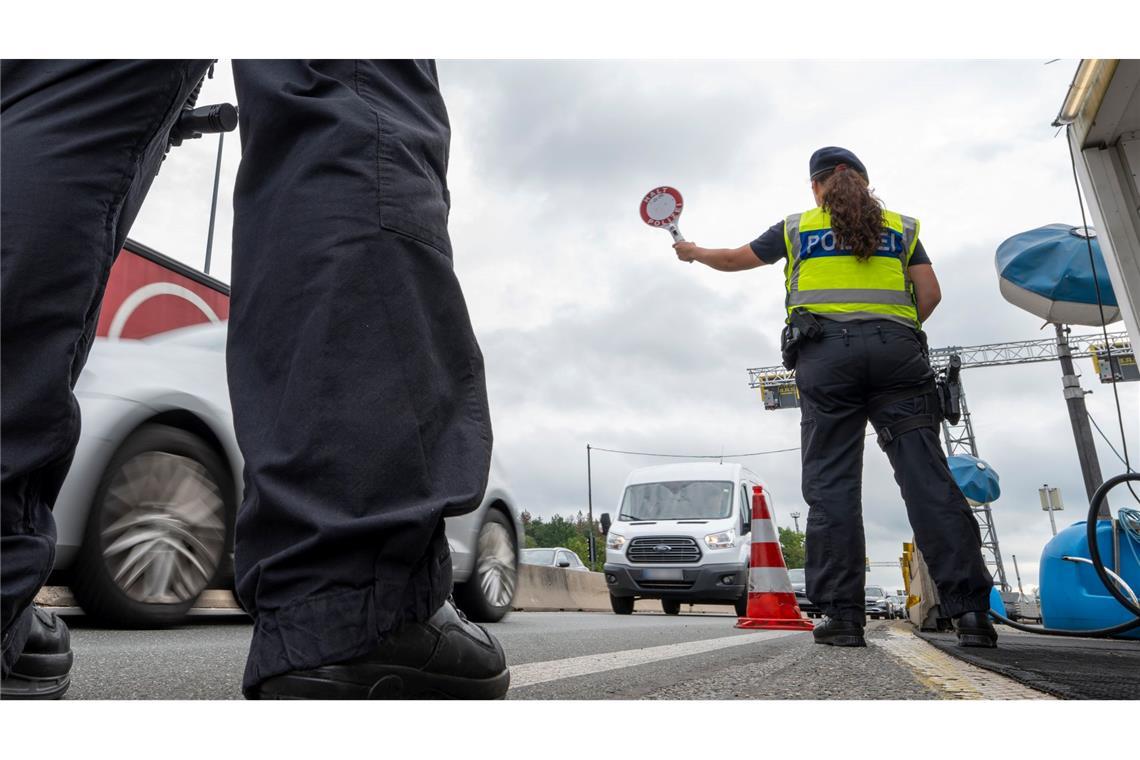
[600,462,769,616]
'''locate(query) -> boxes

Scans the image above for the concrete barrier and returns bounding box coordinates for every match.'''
[35,569,737,616]
[35,587,240,610]
[511,564,610,611]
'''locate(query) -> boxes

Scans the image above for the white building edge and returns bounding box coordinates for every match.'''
[1056,59,1140,343]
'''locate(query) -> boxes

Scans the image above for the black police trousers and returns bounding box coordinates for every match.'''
[1,60,492,695]
[794,318,992,623]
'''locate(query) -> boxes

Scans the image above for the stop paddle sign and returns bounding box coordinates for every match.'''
[639,186,685,243]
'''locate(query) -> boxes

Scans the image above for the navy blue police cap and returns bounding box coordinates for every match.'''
[809,147,868,181]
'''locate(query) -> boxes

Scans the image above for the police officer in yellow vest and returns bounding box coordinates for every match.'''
[674,147,998,648]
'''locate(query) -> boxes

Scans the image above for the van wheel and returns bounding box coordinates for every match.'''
[661,599,681,616]
[72,424,233,627]
[610,594,634,615]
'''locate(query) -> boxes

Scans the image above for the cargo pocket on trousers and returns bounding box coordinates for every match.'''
[374,110,453,258]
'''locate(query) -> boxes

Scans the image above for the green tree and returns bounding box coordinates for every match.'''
[779,527,805,569]
[523,510,606,571]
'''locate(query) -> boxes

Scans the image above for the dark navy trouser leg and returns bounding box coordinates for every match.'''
[228,61,493,695]
[1,60,212,676]
[795,320,992,624]
[797,329,869,624]
[3,61,493,696]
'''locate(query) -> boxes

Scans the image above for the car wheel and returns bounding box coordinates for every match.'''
[661,599,681,616]
[610,594,634,615]
[71,424,233,627]
[455,509,518,623]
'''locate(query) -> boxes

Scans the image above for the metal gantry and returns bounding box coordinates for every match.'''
[926,330,1132,371]
[746,330,1133,593]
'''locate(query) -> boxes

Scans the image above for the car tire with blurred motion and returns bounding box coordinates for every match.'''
[661,599,681,616]
[71,424,234,627]
[610,594,634,615]
[455,508,518,623]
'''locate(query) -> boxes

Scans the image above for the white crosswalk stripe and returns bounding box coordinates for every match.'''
[509,630,804,688]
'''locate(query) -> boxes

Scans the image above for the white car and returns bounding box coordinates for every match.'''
[521,547,590,572]
[49,323,524,627]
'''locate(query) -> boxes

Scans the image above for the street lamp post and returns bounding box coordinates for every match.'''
[203,130,225,275]
[790,512,801,533]
[586,444,595,565]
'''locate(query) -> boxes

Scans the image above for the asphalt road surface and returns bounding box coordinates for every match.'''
[59,610,954,700]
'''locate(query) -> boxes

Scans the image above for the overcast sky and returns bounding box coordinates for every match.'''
[129,59,1139,593]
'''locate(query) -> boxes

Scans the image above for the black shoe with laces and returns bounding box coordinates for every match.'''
[251,598,509,699]
[1,606,73,700]
[812,617,867,647]
[954,610,998,648]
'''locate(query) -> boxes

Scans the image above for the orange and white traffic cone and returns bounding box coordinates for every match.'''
[736,485,814,631]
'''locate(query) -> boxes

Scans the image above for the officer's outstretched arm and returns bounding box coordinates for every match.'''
[673,242,764,272]
[910,264,942,322]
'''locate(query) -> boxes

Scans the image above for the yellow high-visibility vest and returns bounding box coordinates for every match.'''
[783,207,921,328]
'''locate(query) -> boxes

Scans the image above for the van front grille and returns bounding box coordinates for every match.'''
[627,536,701,564]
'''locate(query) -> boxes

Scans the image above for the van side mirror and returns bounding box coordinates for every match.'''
[557,559,571,568]
[740,514,750,535]
[600,513,611,534]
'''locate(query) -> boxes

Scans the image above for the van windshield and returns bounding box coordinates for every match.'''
[619,481,734,521]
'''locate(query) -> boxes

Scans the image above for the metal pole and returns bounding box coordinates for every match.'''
[1054,323,1108,516]
[1047,503,1058,536]
[790,512,801,533]
[586,444,594,565]
[204,130,225,275]
[1012,554,1025,595]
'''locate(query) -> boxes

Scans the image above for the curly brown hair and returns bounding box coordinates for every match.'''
[819,168,884,261]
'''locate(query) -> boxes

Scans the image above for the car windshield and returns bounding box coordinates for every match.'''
[865,587,885,597]
[145,322,228,352]
[523,549,555,565]
[619,480,733,521]
[788,568,805,583]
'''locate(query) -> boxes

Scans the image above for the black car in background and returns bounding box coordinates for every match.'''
[788,568,820,618]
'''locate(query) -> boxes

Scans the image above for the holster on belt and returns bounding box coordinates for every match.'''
[780,308,823,370]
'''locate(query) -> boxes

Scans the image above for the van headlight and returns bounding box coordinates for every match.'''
[607,533,627,550]
[704,530,735,549]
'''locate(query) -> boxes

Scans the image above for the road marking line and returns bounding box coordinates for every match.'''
[872,628,1054,700]
[509,630,802,688]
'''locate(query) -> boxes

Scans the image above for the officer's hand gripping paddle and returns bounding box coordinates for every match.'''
[640,186,685,243]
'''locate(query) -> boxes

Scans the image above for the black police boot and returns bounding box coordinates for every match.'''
[812,617,866,647]
[1,606,73,700]
[954,610,998,648]
[252,598,509,699]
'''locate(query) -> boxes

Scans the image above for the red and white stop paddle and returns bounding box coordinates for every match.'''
[640,186,685,243]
